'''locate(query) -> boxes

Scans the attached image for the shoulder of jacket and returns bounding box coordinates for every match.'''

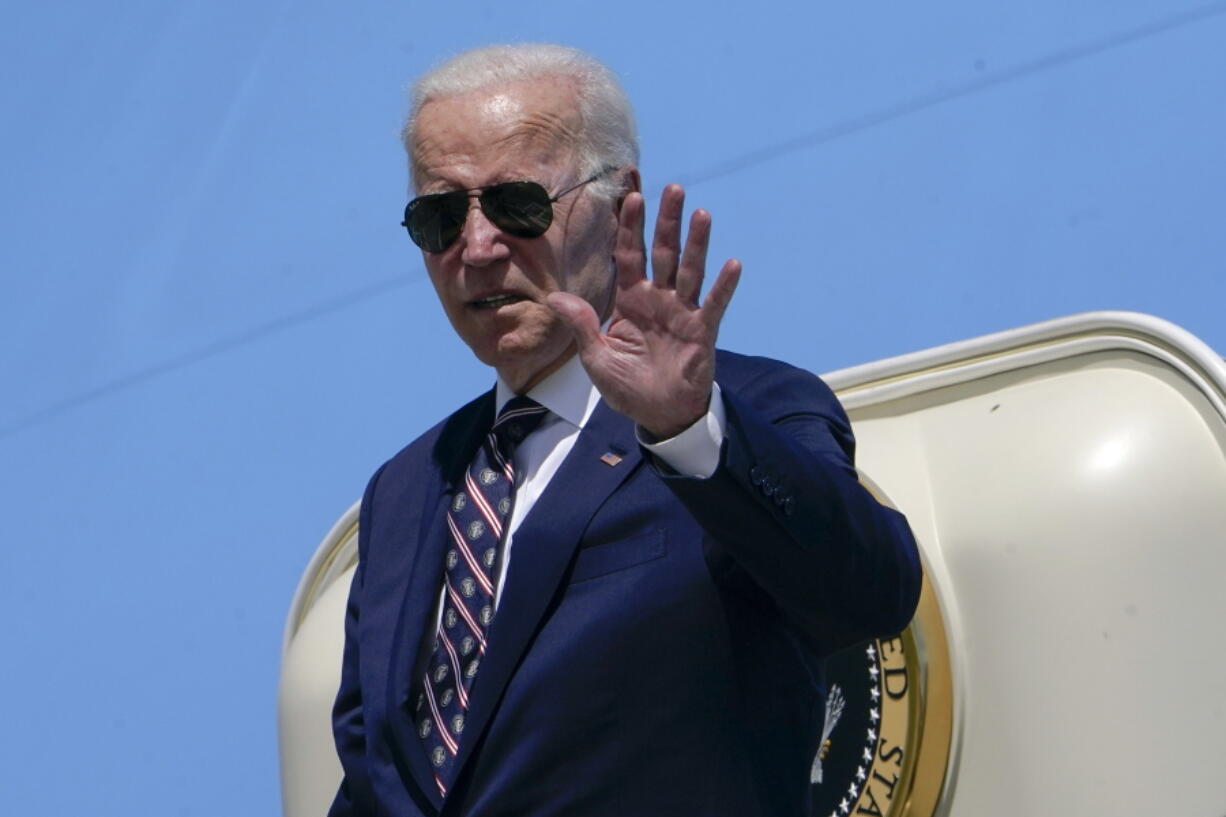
[376,389,493,478]
[715,348,828,392]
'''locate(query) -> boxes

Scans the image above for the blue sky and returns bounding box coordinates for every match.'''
[2,1,1224,813]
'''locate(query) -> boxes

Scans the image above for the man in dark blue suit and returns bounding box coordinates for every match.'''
[329,44,920,816]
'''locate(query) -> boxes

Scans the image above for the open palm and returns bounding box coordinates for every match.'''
[548,184,741,439]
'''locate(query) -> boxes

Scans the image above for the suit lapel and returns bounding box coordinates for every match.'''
[386,391,495,809]
[448,399,643,783]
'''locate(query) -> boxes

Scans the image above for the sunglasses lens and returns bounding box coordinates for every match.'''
[403,181,557,251]
[405,191,469,252]
[481,182,553,238]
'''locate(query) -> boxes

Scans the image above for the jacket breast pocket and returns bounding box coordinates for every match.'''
[569,529,666,584]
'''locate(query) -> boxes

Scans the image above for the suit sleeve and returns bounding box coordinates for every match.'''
[657,361,921,652]
[327,464,386,817]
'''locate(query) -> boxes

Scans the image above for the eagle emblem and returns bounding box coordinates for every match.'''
[811,684,846,784]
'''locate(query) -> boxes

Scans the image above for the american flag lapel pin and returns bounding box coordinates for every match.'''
[600,452,623,467]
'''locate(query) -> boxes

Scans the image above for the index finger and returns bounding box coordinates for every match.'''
[612,190,647,289]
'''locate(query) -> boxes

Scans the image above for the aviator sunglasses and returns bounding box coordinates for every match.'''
[402,168,613,253]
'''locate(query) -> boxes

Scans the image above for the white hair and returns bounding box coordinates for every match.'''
[403,44,639,199]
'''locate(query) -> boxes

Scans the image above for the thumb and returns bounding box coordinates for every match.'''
[546,292,602,352]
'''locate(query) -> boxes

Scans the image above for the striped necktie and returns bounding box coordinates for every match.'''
[415,395,549,796]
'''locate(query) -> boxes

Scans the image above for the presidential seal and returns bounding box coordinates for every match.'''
[807,557,953,817]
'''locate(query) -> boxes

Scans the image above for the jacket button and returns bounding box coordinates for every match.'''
[774,492,789,507]
[749,466,765,486]
[782,496,795,516]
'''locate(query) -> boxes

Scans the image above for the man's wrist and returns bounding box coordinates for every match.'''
[637,383,727,478]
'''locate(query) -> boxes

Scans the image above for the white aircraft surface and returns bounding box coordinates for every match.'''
[280,311,1226,816]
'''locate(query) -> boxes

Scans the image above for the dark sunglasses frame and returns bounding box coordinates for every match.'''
[402,168,613,253]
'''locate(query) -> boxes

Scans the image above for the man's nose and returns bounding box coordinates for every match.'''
[459,200,512,266]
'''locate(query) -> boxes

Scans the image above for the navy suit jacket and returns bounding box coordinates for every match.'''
[329,350,920,817]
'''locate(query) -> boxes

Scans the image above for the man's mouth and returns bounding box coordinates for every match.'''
[470,293,527,310]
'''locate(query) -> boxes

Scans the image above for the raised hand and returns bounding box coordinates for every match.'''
[547,184,741,439]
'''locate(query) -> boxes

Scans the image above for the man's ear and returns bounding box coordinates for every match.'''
[616,166,642,208]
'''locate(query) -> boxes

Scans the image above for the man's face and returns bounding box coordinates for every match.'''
[410,77,621,392]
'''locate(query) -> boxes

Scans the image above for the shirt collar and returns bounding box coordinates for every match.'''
[495,353,601,430]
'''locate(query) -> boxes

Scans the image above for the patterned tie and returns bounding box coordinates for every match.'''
[416,396,549,796]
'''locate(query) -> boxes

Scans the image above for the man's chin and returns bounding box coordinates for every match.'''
[483,339,575,393]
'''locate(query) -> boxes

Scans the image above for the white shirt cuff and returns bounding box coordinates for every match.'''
[637,382,727,479]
